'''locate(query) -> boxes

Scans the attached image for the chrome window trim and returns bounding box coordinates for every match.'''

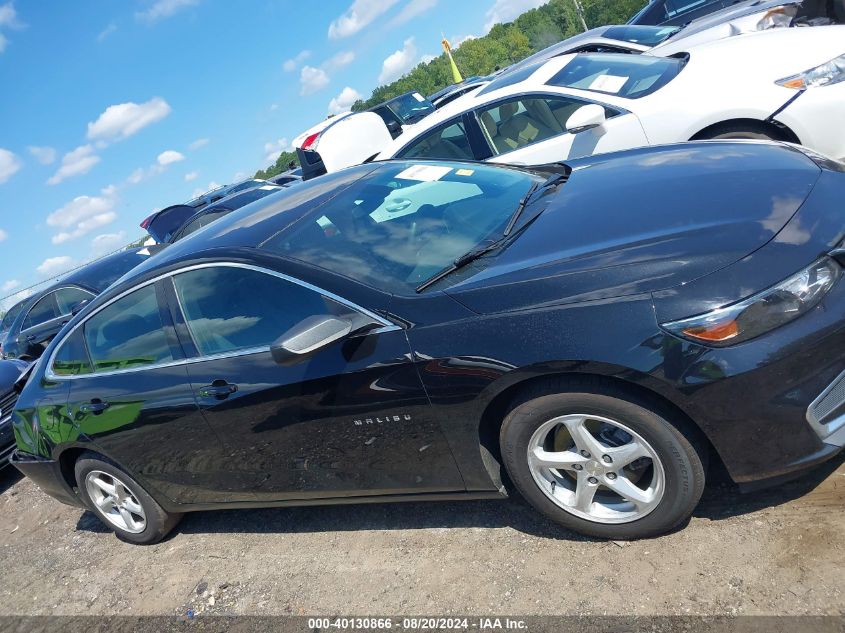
[20,285,94,334]
[45,261,398,381]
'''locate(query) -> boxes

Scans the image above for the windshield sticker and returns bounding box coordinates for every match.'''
[412,92,425,102]
[396,165,452,181]
[589,74,628,93]
[455,169,475,177]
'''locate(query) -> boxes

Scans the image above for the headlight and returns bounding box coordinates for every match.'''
[776,53,845,89]
[661,258,840,346]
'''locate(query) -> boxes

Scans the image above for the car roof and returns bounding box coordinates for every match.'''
[5,248,151,334]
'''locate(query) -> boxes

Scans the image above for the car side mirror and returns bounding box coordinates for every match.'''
[70,299,90,316]
[566,104,607,134]
[270,315,354,365]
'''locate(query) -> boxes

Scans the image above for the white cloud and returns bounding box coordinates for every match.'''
[136,0,199,23]
[420,53,436,64]
[91,231,127,255]
[0,2,22,28]
[264,138,291,163]
[127,167,145,184]
[97,23,117,41]
[0,2,22,53]
[452,33,477,48]
[37,256,75,278]
[47,145,100,185]
[47,192,117,244]
[1,279,19,293]
[328,87,363,115]
[1,287,32,311]
[378,37,418,84]
[0,148,21,184]
[192,181,220,198]
[389,0,438,26]
[300,65,330,96]
[484,0,548,32]
[328,0,398,39]
[283,49,311,72]
[184,170,199,182]
[0,228,6,242]
[324,50,355,72]
[157,149,185,165]
[86,97,171,143]
[27,145,56,165]
[188,137,209,151]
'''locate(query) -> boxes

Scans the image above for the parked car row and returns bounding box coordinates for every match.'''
[5,2,845,545]
[293,2,843,178]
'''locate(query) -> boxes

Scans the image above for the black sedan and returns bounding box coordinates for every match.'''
[2,248,151,361]
[10,143,845,543]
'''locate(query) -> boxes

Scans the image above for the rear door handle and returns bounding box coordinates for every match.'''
[79,401,110,414]
[197,382,238,399]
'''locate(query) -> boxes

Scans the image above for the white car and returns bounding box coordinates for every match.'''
[370,26,845,168]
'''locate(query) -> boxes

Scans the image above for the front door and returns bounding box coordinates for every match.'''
[168,263,465,501]
[59,282,226,504]
[478,95,648,164]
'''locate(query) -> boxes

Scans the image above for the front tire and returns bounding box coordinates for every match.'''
[695,122,780,141]
[500,380,706,539]
[75,452,182,544]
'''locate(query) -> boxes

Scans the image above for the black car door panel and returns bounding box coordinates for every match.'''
[170,263,465,500]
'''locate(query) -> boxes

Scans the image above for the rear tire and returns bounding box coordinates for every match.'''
[500,379,706,539]
[75,452,181,545]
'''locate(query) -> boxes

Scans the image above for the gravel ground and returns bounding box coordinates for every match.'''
[0,456,843,618]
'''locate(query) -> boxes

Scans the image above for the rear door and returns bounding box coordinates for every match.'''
[59,281,225,504]
[168,262,465,501]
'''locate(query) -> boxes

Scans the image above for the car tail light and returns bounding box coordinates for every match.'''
[661,258,840,347]
[140,214,154,230]
[301,132,321,150]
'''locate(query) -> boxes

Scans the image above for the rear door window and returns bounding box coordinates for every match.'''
[54,287,94,315]
[83,285,173,373]
[23,293,60,330]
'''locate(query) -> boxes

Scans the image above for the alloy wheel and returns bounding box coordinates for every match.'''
[526,413,665,524]
[84,470,147,534]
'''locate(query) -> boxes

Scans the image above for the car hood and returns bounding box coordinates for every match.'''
[0,358,31,394]
[446,142,821,314]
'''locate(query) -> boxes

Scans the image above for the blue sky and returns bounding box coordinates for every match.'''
[0,0,548,309]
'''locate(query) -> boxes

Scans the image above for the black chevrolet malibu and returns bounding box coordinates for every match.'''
[11,142,845,543]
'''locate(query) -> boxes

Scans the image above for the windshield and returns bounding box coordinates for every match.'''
[603,25,680,46]
[261,162,540,293]
[387,93,436,124]
[547,53,685,99]
[147,205,197,243]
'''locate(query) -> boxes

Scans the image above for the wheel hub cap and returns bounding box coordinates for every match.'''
[527,413,666,524]
[85,470,147,534]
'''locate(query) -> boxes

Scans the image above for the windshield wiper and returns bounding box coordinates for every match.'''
[415,238,505,293]
[503,172,568,237]
[416,172,569,293]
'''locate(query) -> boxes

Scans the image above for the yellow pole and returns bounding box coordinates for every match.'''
[441,35,464,84]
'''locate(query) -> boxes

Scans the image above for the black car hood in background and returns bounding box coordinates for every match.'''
[447,142,821,314]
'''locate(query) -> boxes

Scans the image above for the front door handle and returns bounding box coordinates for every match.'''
[79,401,110,414]
[197,382,238,399]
